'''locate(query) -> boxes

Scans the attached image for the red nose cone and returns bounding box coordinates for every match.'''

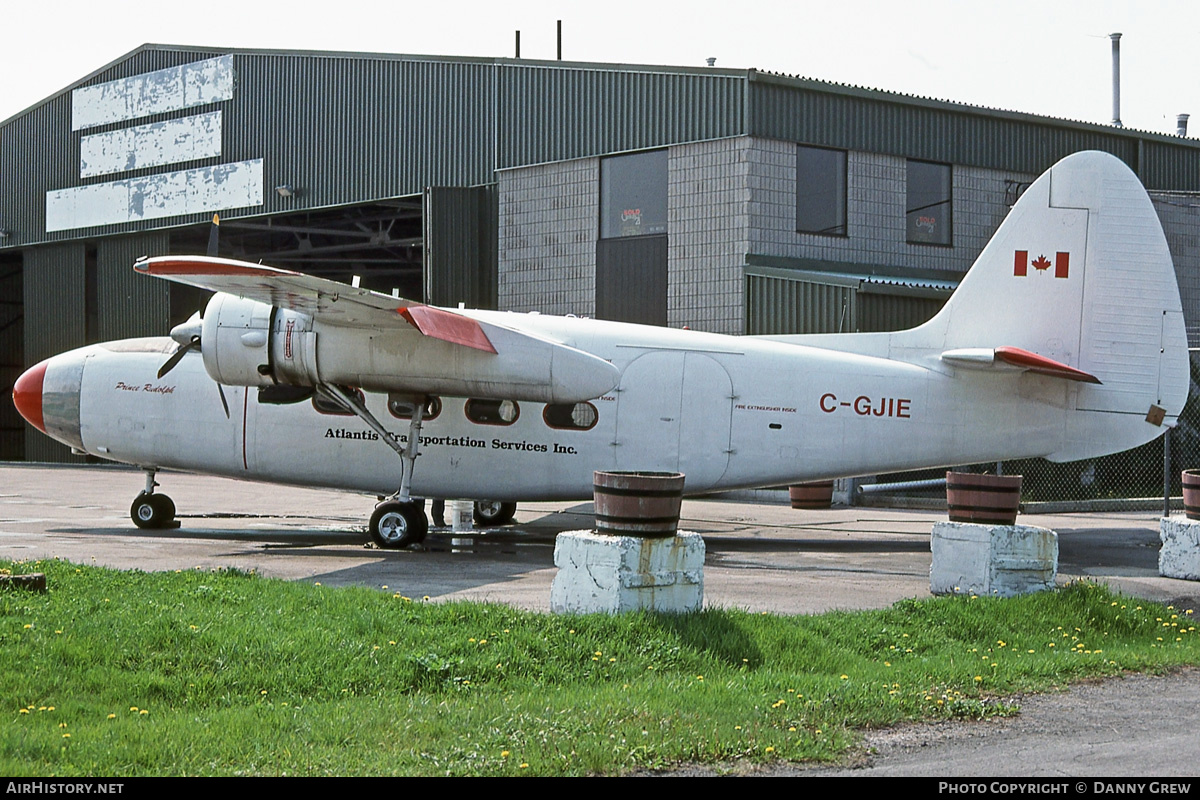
[12,361,47,433]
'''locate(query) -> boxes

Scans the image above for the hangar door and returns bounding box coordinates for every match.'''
[423,185,498,309]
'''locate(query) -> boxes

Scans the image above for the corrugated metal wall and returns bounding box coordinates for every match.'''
[857,291,945,333]
[96,232,171,340]
[745,268,857,334]
[23,243,86,462]
[496,64,745,168]
[747,74,1200,188]
[744,267,950,335]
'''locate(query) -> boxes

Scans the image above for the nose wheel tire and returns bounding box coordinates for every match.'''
[369,500,429,549]
[130,492,177,529]
[473,500,517,526]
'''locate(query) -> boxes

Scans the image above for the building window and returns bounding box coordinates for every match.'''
[599,150,668,239]
[796,145,847,236]
[465,398,519,426]
[906,160,952,246]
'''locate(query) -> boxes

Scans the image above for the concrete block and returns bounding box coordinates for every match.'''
[1160,517,1200,581]
[550,530,705,614]
[930,521,1058,597]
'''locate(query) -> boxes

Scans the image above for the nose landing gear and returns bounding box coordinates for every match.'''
[130,469,179,529]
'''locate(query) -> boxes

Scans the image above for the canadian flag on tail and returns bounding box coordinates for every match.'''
[1013,250,1069,278]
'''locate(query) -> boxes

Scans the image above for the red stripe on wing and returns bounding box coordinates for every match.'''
[398,305,497,354]
[995,346,1100,384]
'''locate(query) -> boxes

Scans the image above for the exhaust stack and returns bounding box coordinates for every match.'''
[1111,33,1122,127]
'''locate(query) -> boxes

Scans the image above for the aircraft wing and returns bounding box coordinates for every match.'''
[136,255,621,403]
[136,255,495,351]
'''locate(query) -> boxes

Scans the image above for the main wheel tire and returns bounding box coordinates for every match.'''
[369,501,429,548]
[473,500,517,526]
[130,492,175,529]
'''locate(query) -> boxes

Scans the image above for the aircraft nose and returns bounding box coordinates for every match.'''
[12,360,47,433]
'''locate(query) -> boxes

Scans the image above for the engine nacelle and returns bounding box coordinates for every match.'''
[201,294,319,388]
[198,293,620,403]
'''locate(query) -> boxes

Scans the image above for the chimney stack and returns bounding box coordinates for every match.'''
[1111,33,1122,127]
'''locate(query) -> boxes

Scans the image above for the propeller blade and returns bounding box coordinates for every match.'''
[217,383,230,419]
[206,213,220,257]
[157,335,200,379]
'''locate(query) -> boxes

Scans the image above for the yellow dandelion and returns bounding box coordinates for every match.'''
[129,706,138,712]
[765,746,775,754]
[789,726,797,732]
[840,674,849,680]
[501,750,510,758]
[520,763,529,769]
[106,714,115,720]
[139,710,148,716]
[18,709,29,715]
[62,733,70,739]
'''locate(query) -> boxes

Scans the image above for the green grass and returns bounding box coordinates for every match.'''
[1,559,1197,776]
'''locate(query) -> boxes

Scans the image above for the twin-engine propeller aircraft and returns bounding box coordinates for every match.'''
[12,151,1190,547]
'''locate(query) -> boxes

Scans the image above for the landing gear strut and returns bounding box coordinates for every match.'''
[316,385,431,549]
[130,469,178,529]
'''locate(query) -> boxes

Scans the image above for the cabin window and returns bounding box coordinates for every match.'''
[906,159,953,246]
[543,402,598,431]
[796,145,847,236]
[387,394,442,421]
[312,388,365,416]
[465,398,520,426]
[599,149,668,239]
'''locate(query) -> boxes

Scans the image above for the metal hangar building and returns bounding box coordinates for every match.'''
[3,43,1200,462]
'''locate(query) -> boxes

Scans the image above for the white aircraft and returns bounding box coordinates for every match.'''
[12,151,1190,547]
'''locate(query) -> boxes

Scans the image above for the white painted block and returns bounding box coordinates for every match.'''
[72,55,234,131]
[46,159,263,231]
[1159,517,1200,581]
[550,530,704,614]
[80,112,223,178]
[930,521,1057,597]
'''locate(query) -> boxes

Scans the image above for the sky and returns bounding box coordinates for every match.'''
[4,0,1199,136]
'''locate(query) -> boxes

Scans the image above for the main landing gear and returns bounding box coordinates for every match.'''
[368,499,429,549]
[317,385,432,550]
[473,500,517,526]
[130,468,179,529]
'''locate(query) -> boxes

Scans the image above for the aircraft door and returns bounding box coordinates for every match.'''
[613,351,733,492]
[678,353,733,491]
[614,351,684,472]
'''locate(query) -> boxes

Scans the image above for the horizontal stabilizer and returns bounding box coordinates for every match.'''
[941,346,1101,384]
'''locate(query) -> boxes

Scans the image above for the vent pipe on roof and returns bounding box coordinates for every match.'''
[1111,33,1122,127]
[515,30,521,58]
[706,57,716,67]
[557,20,562,60]
[1178,114,1190,137]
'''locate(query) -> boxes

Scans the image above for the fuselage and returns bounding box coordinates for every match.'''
[20,311,1072,501]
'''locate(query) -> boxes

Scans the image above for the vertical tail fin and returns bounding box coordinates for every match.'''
[908,150,1188,459]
